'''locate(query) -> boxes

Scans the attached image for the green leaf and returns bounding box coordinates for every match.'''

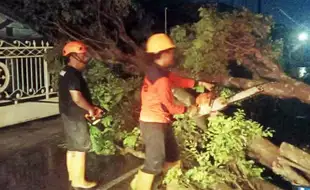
[102,115,113,127]
[193,85,205,93]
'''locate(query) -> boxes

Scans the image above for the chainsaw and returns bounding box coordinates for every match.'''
[197,86,264,117]
[84,109,105,126]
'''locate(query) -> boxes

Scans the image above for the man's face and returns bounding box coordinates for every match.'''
[160,49,175,68]
[74,52,91,70]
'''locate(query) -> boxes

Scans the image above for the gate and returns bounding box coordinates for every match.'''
[0,40,59,127]
[0,40,55,104]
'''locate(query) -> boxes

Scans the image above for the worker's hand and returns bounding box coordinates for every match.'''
[94,106,104,117]
[198,81,214,91]
[88,107,96,117]
[87,106,104,121]
[187,105,199,117]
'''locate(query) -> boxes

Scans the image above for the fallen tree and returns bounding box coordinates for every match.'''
[249,139,310,186]
[174,88,310,187]
[172,88,310,189]
[3,1,310,103]
[3,1,310,189]
[165,6,310,188]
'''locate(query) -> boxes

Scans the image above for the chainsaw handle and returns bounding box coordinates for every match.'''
[85,114,95,122]
[84,109,104,121]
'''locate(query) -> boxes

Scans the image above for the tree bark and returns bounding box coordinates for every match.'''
[246,137,279,169]
[272,161,310,186]
[242,137,310,186]
[278,157,310,176]
[200,75,310,104]
[280,142,310,172]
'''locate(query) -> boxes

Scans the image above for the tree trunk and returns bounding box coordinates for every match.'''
[241,137,310,186]
[172,89,310,187]
[280,142,310,173]
[272,161,310,186]
[246,137,279,169]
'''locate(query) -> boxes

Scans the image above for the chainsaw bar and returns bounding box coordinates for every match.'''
[200,86,263,117]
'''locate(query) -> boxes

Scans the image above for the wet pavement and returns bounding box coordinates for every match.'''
[0,116,143,190]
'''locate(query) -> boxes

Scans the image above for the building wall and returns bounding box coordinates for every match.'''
[0,13,42,39]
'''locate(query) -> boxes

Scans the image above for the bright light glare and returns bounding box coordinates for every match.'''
[299,67,307,78]
[298,32,308,41]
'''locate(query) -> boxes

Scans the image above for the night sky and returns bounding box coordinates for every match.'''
[195,0,310,29]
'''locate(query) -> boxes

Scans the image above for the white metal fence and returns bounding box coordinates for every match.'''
[0,40,55,105]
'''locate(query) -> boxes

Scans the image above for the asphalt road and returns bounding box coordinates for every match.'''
[0,116,143,190]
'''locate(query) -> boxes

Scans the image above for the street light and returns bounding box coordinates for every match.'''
[298,32,308,41]
[299,67,307,78]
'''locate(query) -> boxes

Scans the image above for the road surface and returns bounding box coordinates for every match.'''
[0,116,143,190]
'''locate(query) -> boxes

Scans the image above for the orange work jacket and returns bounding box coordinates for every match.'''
[139,65,195,123]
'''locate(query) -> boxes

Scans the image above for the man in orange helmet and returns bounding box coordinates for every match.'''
[58,41,103,188]
[130,33,214,190]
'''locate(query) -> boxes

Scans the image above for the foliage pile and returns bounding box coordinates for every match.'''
[83,62,276,188]
[84,61,275,188]
[170,7,283,78]
[86,60,142,155]
[162,110,273,189]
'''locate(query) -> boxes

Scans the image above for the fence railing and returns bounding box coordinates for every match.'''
[0,40,56,105]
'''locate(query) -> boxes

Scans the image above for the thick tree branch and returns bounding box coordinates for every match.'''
[100,11,139,51]
[280,142,310,172]
[254,50,282,74]
[241,57,280,80]
[199,75,265,88]
[278,157,310,176]
[272,162,310,186]
[199,75,310,104]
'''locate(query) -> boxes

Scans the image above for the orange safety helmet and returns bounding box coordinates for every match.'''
[146,33,176,54]
[62,41,87,56]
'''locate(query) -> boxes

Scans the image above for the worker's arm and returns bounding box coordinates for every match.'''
[168,72,196,88]
[155,77,186,114]
[169,72,214,91]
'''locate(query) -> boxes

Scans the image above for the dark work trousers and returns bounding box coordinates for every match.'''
[61,114,91,152]
[139,121,180,175]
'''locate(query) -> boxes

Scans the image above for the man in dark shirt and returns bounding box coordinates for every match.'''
[59,41,103,188]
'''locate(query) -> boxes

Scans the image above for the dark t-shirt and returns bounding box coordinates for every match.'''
[58,65,92,118]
